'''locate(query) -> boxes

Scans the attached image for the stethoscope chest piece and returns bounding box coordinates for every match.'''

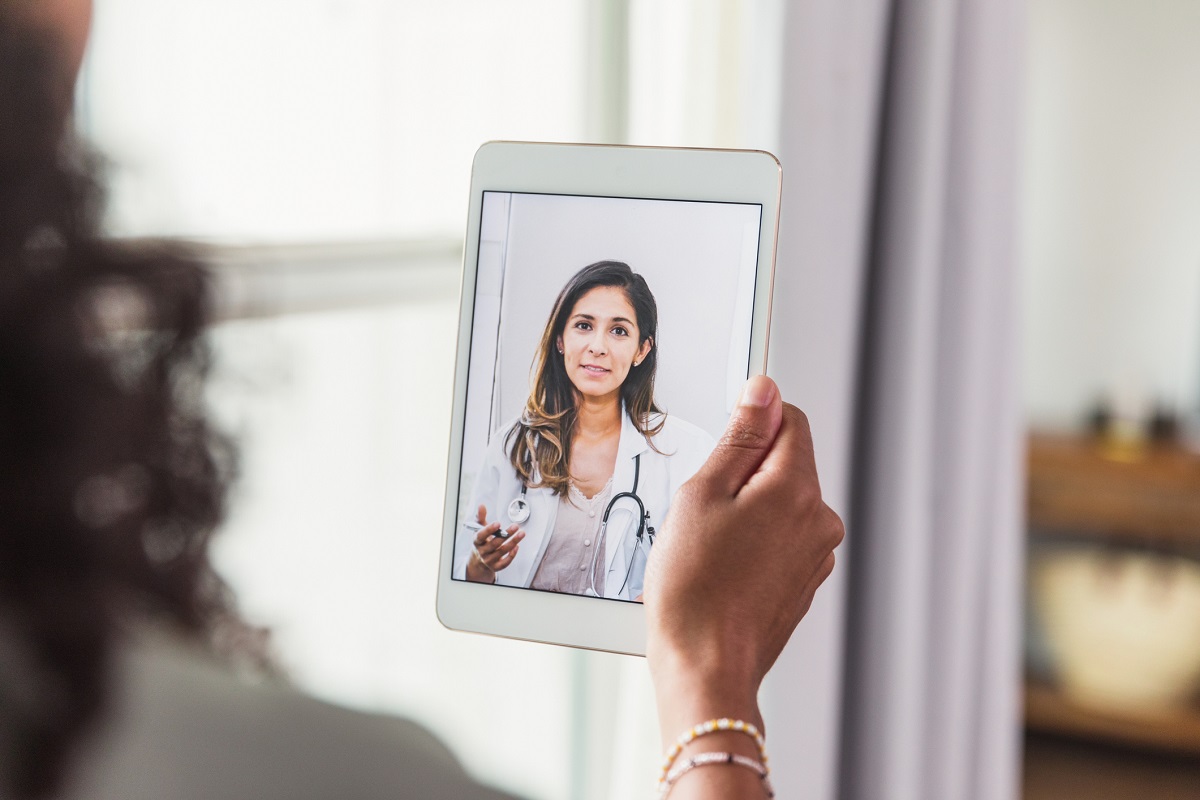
[507,496,531,524]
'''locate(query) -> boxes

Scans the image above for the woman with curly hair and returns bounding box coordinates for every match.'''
[0,3,843,798]
[0,5,503,798]
[0,5,229,797]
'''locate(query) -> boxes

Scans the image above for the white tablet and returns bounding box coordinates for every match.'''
[437,142,781,655]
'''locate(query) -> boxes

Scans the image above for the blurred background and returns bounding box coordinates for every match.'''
[1021,2,1200,797]
[76,1,1200,798]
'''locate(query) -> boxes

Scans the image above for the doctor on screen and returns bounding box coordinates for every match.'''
[454,260,715,601]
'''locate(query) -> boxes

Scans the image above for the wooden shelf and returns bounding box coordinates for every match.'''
[1025,682,1200,757]
[1027,434,1200,546]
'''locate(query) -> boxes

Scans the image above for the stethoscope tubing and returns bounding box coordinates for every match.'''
[590,454,653,598]
[508,454,653,598]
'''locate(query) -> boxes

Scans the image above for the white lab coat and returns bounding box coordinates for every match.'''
[453,410,715,600]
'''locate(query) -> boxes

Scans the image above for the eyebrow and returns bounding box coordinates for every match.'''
[571,313,635,325]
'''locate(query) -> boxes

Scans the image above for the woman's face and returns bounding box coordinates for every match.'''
[557,285,652,402]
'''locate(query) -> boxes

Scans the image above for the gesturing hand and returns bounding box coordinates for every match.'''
[465,505,525,583]
[644,375,844,743]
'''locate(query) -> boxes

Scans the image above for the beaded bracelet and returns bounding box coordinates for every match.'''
[658,718,769,785]
[658,752,775,798]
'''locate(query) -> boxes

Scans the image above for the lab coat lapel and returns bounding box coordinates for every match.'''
[495,454,559,589]
[510,485,557,588]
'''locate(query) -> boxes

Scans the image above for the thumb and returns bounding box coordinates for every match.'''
[701,375,783,497]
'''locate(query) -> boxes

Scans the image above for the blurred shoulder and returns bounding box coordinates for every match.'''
[62,631,520,800]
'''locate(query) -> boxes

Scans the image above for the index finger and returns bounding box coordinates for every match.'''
[476,505,489,526]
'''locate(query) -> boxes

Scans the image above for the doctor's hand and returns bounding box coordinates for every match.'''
[643,376,844,779]
[465,505,525,583]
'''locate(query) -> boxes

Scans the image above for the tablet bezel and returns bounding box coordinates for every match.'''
[436,141,781,656]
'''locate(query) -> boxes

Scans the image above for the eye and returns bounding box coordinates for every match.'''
[610,325,629,337]
[574,320,592,332]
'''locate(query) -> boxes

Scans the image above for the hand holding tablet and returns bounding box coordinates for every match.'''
[645,376,845,728]
[645,376,845,796]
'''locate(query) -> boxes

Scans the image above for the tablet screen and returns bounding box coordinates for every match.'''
[452,190,763,602]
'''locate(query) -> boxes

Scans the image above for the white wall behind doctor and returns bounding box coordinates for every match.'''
[482,192,761,441]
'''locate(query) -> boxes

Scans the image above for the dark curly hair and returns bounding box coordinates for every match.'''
[0,15,236,799]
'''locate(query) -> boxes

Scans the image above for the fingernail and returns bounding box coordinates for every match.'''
[738,376,776,408]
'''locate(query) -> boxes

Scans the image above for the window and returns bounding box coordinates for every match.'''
[82,0,591,241]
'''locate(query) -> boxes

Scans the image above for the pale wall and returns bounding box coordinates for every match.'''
[1022,0,1200,427]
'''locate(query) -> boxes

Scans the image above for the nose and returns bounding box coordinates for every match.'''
[587,330,607,355]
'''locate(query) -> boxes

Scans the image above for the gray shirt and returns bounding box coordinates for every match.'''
[58,632,519,800]
[529,478,612,596]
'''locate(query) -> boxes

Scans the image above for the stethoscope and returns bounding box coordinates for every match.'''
[508,453,655,598]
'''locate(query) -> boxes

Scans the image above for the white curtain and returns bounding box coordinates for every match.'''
[763,1,1025,798]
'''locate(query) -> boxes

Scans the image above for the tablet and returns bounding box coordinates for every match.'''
[437,142,781,655]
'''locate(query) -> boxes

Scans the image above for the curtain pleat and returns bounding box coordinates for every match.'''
[771,0,1024,798]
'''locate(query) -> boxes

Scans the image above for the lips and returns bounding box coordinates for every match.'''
[581,365,610,375]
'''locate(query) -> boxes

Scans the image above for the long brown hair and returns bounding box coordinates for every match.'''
[506,260,664,496]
